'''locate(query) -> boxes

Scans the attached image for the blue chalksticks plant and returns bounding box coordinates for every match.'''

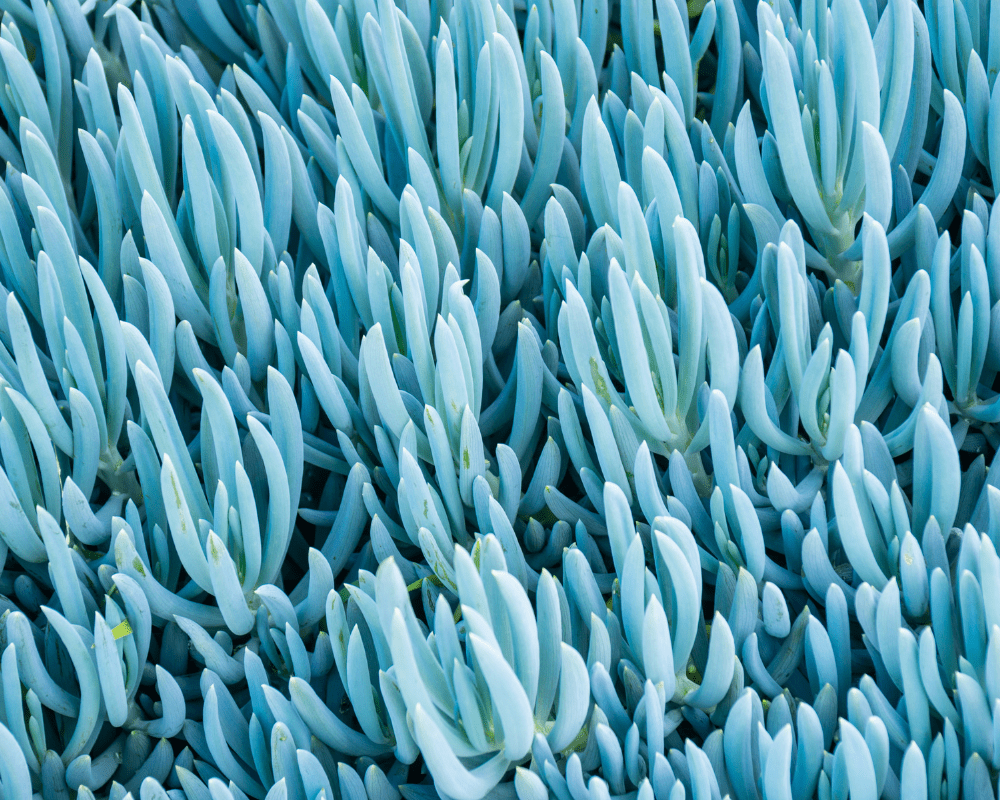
[2,0,1000,798]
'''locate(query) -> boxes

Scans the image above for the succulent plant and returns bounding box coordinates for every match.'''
[5,0,1000,798]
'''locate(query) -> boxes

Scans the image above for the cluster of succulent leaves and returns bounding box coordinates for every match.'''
[4,0,1000,798]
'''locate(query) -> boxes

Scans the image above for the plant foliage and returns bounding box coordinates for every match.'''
[0,0,998,798]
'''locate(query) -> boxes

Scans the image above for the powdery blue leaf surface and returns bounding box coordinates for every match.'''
[1,1,1000,799]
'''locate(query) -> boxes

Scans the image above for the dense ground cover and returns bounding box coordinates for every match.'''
[0,0,998,798]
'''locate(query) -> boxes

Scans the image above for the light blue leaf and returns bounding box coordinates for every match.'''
[674,217,705,417]
[764,725,793,800]
[684,613,735,709]
[93,612,128,727]
[762,582,790,638]
[160,452,212,592]
[329,76,400,226]
[641,597,675,701]
[654,0,693,124]
[653,525,701,669]
[618,182,658,294]
[702,280,740,408]
[710,0,740,137]
[36,506,85,629]
[412,704,510,800]
[203,685,266,798]
[761,32,836,236]
[0,645,39,775]
[838,720,878,800]
[912,404,960,538]
[889,91,966,257]
[521,50,566,226]
[0,461,44,562]
[0,715,33,800]
[7,292,72,455]
[546,643,590,752]
[879,0,914,162]
[831,462,888,588]
[507,322,544,462]
[206,532,254,635]
[435,34,461,215]
[40,606,100,763]
[860,123,892,231]
[485,33,524,211]
[581,97,621,230]
[258,111,292,258]
[4,399,54,531]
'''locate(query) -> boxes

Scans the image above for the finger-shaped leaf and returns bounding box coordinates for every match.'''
[248,415,293,586]
[546,643,591,752]
[899,743,926,800]
[674,217,705,417]
[0,718,31,800]
[493,571,539,704]
[346,626,391,745]
[113,528,224,628]
[374,0,433,170]
[888,91,966,257]
[641,597,676,701]
[762,582,790,638]
[78,256,126,446]
[234,248,274,382]
[160,453,212,592]
[581,97,621,230]
[608,262,669,440]
[818,350,857,462]
[412,704,510,800]
[730,486,766,584]
[860,123,892,231]
[38,507,87,628]
[298,332,353,434]
[204,685,266,798]
[41,606,100,763]
[912,404,960,538]
[761,32,835,236]
[0,38,55,154]
[93,613,128,727]
[0,460,44,562]
[655,0,693,123]
[804,616,839,699]
[838,720,878,800]
[462,42,498,196]
[653,529,700,669]
[521,50,566,226]
[990,76,1000,184]
[621,535,648,667]
[7,293,72,454]
[684,613,735,709]
[138,189,212,341]
[702,280,740,407]
[508,322,544,462]
[433,35,461,215]
[879,0,914,161]
[831,462,889,588]
[0,644,39,775]
[485,33,524,211]
[362,324,421,445]
[329,76,399,225]
[173,615,243,684]
[535,569,564,723]
[206,532,254,635]
[710,0,740,137]
[206,111,263,272]
[763,724,793,800]
[181,117,222,273]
